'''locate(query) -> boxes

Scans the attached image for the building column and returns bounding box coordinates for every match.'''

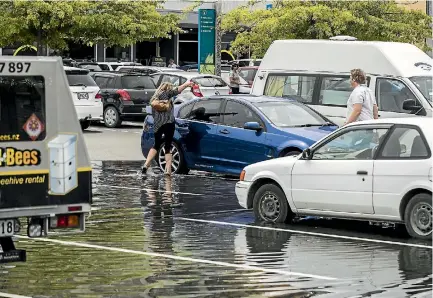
[174,34,179,64]
[132,44,137,62]
[96,44,105,62]
[156,41,160,57]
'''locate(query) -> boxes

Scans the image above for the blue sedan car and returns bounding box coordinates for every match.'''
[141,95,339,175]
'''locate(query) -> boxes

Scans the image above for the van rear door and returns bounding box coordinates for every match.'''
[0,57,92,210]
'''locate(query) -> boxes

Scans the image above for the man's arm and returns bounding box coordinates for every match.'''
[345,103,362,125]
[373,104,379,119]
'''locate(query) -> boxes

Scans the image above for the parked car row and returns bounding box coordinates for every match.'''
[63,65,236,129]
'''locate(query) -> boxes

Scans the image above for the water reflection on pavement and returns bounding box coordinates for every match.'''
[1,161,431,298]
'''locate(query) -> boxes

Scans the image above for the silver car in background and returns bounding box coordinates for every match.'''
[150,71,231,104]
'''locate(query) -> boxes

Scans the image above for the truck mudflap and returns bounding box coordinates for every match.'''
[0,237,26,263]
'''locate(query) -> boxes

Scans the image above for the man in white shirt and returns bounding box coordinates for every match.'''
[168,59,178,68]
[345,68,379,125]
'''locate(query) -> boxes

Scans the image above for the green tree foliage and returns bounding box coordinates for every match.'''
[222,0,432,57]
[0,0,181,53]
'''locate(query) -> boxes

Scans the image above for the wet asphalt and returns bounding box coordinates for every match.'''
[2,161,432,298]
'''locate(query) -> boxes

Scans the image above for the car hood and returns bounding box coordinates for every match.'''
[278,125,338,143]
[244,154,298,181]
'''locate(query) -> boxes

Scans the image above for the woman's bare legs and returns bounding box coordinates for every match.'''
[142,148,158,173]
[164,153,173,175]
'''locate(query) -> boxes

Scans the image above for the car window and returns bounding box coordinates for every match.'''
[313,128,389,160]
[320,76,352,106]
[178,102,194,119]
[222,100,261,128]
[110,64,122,70]
[378,126,430,159]
[187,100,222,123]
[66,72,98,87]
[376,78,420,114]
[0,76,46,141]
[254,101,327,127]
[193,77,227,87]
[94,76,109,88]
[239,69,257,82]
[121,76,156,89]
[264,75,316,104]
[151,74,162,86]
[98,64,110,71]
[160,75,179,86]
[117,67,131,73]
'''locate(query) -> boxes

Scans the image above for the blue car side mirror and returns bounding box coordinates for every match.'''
[244,122,262,131]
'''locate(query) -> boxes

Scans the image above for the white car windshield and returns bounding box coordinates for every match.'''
[254,101,329,127]
[410,76,432,104]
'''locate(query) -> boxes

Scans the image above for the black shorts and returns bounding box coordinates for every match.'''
[231,87,240,94]
[153,122,175,152]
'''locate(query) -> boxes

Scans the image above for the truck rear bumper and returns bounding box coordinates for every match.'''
[0,203,91,219]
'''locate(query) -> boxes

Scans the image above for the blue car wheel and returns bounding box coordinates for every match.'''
[157,141,189,175]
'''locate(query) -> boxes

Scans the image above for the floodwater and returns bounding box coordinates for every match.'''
[1,161,432,298]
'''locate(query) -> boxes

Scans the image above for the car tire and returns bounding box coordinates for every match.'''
[404,193,432,240]
[253,183,293,223]
[80,120,90,130]
[157,141,189,175]
[283,150,301,157]
[104,106,122,128]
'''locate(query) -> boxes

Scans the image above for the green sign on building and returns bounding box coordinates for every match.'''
[198,9,216,74]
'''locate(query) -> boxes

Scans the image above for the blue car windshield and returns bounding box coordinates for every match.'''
[254,101,327,127]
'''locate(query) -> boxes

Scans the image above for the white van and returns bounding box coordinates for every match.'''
[64,66,103,129]
[251,40,432,126]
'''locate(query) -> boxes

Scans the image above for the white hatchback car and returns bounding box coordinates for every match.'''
[236,117,432,240]
[64,67,103,130]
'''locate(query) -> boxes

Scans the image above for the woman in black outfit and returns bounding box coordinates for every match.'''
[142,80,194,175]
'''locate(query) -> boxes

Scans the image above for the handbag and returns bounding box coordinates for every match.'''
[151,98,171,112]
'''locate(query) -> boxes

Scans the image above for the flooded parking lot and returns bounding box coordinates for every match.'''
[2,161,432,298]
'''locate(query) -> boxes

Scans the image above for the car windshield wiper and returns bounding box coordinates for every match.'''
[290,124,325,127]
[320,122,335,127]
[130,85,146,89]
[69,83,87,87]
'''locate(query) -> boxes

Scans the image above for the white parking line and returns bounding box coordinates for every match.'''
[0,292,32,298]
[177,217,433,249]
[15,236,337,281]
[97,184,203,196]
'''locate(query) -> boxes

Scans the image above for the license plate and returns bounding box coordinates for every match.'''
[77,92,89,100]
[0,219,14,237]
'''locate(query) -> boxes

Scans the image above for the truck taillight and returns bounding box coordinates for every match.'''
[50,215,79,229]
[116,89,131,100]
[192,84,203,97]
